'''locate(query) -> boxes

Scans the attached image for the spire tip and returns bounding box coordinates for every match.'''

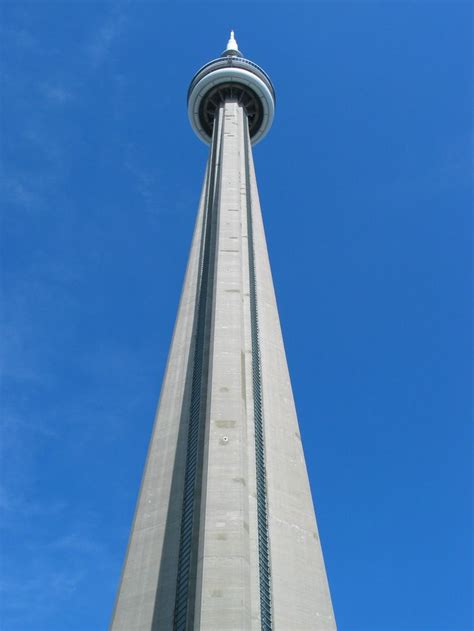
[225,30,240,56]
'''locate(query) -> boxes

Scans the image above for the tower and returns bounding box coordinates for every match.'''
[111,32,336,630]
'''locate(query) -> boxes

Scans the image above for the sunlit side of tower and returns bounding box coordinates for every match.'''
[111,33,336,631]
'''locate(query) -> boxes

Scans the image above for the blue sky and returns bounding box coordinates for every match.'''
[1,2,472,630]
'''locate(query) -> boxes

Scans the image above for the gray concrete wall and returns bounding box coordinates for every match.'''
[110,168,209,630]
[194,99,336,629]
[247,136,337,630]
[195,102,253,630]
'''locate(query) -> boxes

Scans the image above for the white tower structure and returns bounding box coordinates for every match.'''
[111,33,336,631]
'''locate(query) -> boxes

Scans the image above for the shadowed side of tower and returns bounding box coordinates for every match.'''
[110,33,336,631]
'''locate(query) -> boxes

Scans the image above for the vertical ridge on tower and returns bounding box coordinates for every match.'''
[244,117,272,630]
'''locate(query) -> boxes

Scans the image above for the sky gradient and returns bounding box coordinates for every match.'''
[1,2,472,630]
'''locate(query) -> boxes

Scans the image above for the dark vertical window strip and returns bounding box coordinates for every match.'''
[243,116,273,630]
[173,109,223,631]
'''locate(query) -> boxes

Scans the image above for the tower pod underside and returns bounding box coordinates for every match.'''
[188,61,275,145]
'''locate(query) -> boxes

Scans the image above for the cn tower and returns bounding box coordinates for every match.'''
[111,32,336,631]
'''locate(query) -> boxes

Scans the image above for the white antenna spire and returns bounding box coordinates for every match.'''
[226,30,239,52]
[222,30,241,57]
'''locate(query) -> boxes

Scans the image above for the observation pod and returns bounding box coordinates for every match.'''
[188,31,275,145]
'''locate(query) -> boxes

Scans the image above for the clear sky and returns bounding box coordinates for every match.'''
[1,2,472,630]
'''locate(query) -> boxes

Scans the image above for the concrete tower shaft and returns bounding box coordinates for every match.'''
[110,35,336,631]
